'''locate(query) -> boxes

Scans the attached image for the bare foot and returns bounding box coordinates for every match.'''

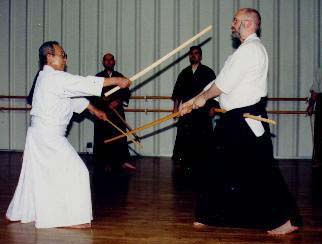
[61,223,91,229]
[193,221,207,229]
[122,162,136,171]
[267,220,299,235]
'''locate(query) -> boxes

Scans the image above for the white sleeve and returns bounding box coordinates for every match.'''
[71,98,89,114]
[203,80,216,91]
[59,73,104,98]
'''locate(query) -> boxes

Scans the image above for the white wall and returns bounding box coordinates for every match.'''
[0,0,321,158]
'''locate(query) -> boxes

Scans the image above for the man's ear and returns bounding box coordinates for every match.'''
[247,20,254,29]
[46,54,53,65]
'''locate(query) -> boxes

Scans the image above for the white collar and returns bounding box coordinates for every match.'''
[243,33,259,43]
[43,65,55,72]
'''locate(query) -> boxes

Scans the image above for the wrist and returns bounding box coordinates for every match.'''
[88,104,97,115]
[109,77,117,86]
[104,77,117,87]
[202,91,209,102]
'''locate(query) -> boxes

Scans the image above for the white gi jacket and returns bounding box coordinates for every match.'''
[6,65,104,228]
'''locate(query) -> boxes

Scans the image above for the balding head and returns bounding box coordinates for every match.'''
[231,8,262,42]
[102,53,116,71]
[239,8,261,32]
[103,53,114,60]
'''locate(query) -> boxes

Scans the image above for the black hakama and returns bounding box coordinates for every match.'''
[199,98,302,229]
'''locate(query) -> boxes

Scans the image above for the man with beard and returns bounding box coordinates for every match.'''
[172,46,217,169]
[180,8,301,235]
[172,46,217,225]
[5,41,130,228]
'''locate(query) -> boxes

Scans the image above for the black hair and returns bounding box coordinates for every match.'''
[38,41,60,69]
[189,46,202,56]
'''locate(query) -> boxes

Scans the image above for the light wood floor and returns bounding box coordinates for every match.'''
[0,152,322,244]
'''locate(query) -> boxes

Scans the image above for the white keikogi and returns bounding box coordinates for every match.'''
[204,33,268,136]
[6,65,104,228]
[204,33,268,111]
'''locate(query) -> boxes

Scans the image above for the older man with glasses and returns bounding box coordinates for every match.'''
[5,41,130,229]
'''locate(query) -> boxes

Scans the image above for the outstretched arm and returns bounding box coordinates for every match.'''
[103,77,130,88]
[87,103,107,121]
[179,83,223,116]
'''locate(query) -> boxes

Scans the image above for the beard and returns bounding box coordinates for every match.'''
[231,25,242,49]
[231,30,240,39]
[105,66,114,71]
[231,22,245,39]
[189,59,199,65]
[231,25,241,39]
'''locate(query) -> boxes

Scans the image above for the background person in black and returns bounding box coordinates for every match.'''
[171,46,218,225]
[88,53,136,175]
[307,67,322,168]
[172,46,217,169]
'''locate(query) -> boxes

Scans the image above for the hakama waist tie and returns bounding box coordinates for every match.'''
[31,117,67,136]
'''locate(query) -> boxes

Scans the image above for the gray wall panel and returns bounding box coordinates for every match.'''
[278,0,297,157]
[199,0,214,67]
[10,0,28,150]
[26,0,44,134]
[158,0,176,156]
[0,0,10,149]
[44,0,62,42]
[63,0,81,151]
[320,0,322,66]
[80,0,99,152]
[142,0,160,155]
[0,0,320,159]
[298,0,316,157]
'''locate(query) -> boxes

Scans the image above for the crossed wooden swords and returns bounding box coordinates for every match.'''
[103,26,276,147]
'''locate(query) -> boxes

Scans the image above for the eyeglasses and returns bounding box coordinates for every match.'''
[50,52,67,59]
[232,17,251,24]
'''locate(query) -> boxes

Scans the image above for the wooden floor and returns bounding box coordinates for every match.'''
[0,152,322,244]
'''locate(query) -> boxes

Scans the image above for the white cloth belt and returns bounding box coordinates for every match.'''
[31,116,67,136]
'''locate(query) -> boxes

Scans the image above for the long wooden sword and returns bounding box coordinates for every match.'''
[104,108,276,144]
[104,25,212,97]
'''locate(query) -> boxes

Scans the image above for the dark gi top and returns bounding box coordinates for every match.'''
[171,64,217,166]
[88,70,131,171]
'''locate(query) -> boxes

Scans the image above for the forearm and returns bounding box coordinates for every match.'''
[103,77,118,87]
[87,103,97,114]
[200,84,222,102]
[87,103,108,120]
[103,77,131,90]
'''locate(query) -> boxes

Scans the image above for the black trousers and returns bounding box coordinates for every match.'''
[197,101,302,229]
[313,94,322,166]
[93,109,130,172]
